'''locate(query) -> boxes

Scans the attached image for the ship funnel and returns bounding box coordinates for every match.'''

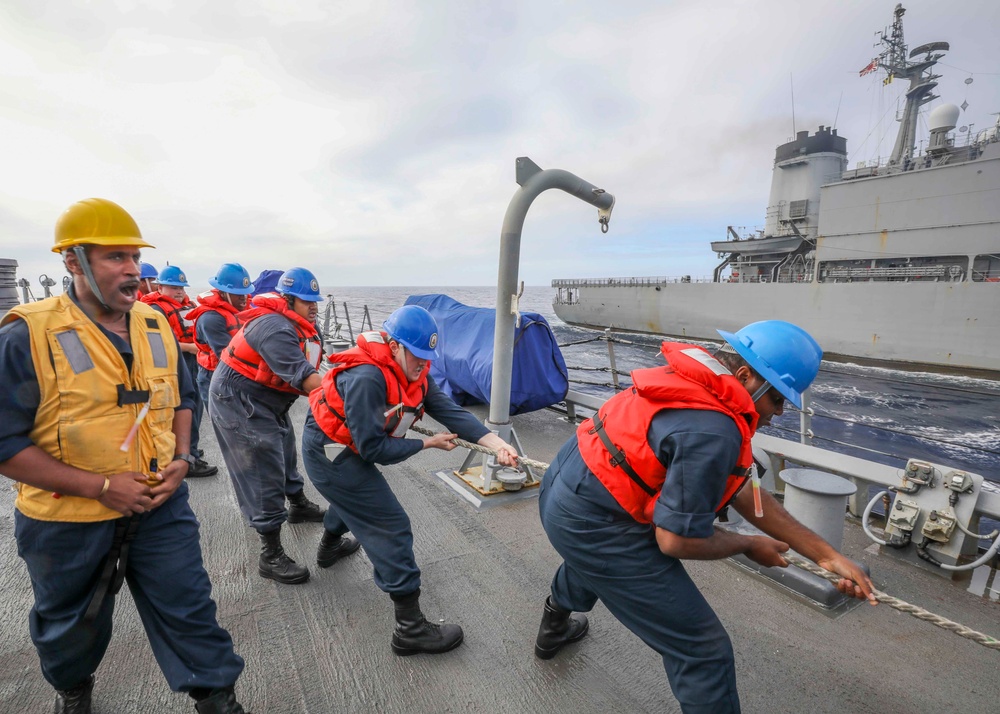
[927,103,960,153]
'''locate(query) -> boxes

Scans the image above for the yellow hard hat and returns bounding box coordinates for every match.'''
[52,198,155,254]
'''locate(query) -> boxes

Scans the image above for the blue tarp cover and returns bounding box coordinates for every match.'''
[405,294,568,415]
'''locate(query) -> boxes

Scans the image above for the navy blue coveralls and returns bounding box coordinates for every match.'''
[539,409,744,714]
[301,366,488,596]
[208,314,313,534]
[0,289,244,693]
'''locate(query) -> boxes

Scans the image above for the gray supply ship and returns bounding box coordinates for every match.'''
[552,4,1000,377]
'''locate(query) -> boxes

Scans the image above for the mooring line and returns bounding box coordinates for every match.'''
[409,424,550,472]
[784,554,1000,650]
[410,425,1000,652]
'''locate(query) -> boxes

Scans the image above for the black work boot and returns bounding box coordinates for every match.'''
[316,531,362,568]
[390,591,464,656]
[186,458,219,478]
[193,686,246,714]
[258,528,310,584]
[534,596,589,660]
[286,491,326,523]
[53,674,94,714]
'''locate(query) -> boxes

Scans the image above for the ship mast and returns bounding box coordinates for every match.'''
[877,4,949,167]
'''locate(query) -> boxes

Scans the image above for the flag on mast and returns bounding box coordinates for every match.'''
[859,58,879,76]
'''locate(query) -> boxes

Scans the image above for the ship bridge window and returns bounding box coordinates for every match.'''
[818,256,968,283]
[972,254,1000,282]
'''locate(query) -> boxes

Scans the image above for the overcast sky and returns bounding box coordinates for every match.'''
[2,0,998,291]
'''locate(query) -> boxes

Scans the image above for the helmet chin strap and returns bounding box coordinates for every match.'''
[71,246,112,312]
[750,381,772,403]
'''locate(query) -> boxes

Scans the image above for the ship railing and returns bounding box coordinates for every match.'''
[849,124,996,176]
[826,265,945,279]
[551,276,713,288]
[319,297,374,350]
[714,274,816,284]
[553,273,819,287]
[774,273,814,283]
[560,387,1000,527]
[559,332,1000,530]
[971,268,1000,283]
[723,226,767,242]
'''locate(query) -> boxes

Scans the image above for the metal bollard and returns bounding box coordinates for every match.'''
[780,468,857,552]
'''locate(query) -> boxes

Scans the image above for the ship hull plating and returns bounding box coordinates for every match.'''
[553,281,1000,375]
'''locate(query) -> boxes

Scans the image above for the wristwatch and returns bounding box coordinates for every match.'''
[174,453,197,468]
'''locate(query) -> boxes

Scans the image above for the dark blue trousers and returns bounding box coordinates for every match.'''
[14,482,244,692]
[209,377,305,533]
[196,366,212,416]
[184,353,204,458]
[539,436,741,714]
[301,417,420,595]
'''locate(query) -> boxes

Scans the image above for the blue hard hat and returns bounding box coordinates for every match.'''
[209,263,255,295]
[382,305,439,360]
[275,267,322,302]
[157,265,190,287]
[717,320,822,409]
[140,262,158,280]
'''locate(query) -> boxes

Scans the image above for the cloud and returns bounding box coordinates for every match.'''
[1,0,998,291]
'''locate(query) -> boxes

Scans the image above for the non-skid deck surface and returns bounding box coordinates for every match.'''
[1,402,997,713]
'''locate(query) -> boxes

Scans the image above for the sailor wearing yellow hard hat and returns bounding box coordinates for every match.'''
[0,198,247,713]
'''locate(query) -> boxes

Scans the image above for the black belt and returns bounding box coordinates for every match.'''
[588,413,657,497]
[83,515,142,622]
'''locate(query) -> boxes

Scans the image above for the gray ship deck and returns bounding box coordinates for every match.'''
[2,401,998,713]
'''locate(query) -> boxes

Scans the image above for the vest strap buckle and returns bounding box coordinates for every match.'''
[609,449,628,468]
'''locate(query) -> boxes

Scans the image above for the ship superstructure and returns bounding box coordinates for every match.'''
[553,4,1000,375]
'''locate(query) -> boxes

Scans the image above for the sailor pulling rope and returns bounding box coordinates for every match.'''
[409,424,1000,652]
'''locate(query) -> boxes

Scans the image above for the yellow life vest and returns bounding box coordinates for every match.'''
[2,294,180,522]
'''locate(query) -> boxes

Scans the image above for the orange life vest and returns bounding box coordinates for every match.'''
[576,343,759,524]
[219,292,322,394]
[309,330,428,450]
[139,291,195,343]
[186,290,242,372]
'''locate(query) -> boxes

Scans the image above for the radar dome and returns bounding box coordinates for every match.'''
[928,104,960,132]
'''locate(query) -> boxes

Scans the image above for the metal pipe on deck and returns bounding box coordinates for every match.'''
[483,157,614,489]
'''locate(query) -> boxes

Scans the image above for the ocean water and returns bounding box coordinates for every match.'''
[321,285,1000,486]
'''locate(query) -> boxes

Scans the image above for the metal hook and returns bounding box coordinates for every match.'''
[597,192,615,234]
